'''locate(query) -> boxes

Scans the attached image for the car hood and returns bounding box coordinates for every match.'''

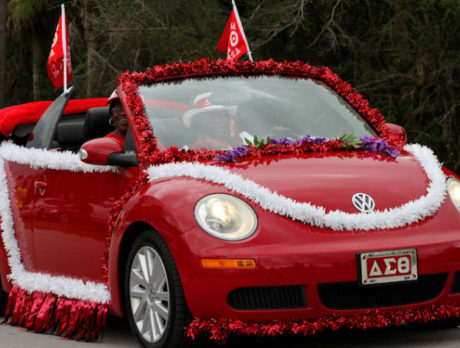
[146,145,447,231]
[219,151,429,214]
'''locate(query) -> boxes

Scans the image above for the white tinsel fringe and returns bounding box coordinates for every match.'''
[146,144,447,231]
[0,144,111,303]
[0,142,447,303]
[0,142,116,173]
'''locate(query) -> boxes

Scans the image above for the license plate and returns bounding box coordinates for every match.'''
[358,248,417,285]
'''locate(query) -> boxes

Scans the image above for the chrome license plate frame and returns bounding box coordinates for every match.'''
[358,248,418,286]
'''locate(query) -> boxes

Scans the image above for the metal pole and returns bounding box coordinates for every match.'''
[232,0,253,61]
[61,3,68,93]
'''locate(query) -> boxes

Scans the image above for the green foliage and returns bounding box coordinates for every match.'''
[8,0,50,30]
[244,135,272,149]
[338,134,360,149]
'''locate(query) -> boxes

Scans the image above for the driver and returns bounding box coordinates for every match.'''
[182,92,239,150]
[106,90,128,146]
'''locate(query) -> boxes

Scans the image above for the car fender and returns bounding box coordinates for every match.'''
[107,177,225,315]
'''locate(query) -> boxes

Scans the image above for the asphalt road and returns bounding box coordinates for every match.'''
[0,315,459,347]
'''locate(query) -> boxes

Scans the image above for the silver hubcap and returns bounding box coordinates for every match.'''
[129,246,170,343]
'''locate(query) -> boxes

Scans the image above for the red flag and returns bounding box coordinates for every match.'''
[216,8,251,61]
[47,11,72,89]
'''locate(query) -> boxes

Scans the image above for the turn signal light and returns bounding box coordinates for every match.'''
[201,258,256,269]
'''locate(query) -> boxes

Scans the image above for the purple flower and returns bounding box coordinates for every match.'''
[215,146,250,163]
[358,135,399,158]
[358,135,374,146]
[313,137,328,144]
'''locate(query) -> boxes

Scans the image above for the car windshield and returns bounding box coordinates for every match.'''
[138,76,376,150]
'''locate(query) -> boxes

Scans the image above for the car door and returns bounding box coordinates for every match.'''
[33,163,130,282]
[1,90,76,273]
[5,89,140,284]
[31,114,140,283]
[3,159,42,272]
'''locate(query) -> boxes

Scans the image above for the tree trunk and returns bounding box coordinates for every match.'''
[81,0,97,97]
[0,0,7,107]
[32,31,41,101]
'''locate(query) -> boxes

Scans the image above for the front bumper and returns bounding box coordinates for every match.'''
[169,205,460,322]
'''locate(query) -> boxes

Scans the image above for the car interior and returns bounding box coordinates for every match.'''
[9,106,115,153]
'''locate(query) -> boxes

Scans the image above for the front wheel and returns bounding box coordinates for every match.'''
[0,285,7,315]
[124,230,193,348]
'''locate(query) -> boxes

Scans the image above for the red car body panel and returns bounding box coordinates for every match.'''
[4,161,41,272]
[32,168,125,280]
[163,175,460,320]
[0,73,459,330]
[104,151,460,318]
[209,151,429,213]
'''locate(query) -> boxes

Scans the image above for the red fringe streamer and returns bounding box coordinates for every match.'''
[3,286,108,341]
[185,304,460,343]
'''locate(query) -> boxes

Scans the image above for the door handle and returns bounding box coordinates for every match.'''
[34,181,48,195]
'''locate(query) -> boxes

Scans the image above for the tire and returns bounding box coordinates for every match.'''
[124,230,193,348]
[427,318,460,329]
[0,284,7,316]
[409,317,460,330]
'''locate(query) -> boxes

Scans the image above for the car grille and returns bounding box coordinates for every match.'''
[228,285,307,310]
[318,273,447,310]
[451,271,460,294]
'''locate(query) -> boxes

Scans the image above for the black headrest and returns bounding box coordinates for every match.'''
[83,107,114,140]
[56,120,85,144]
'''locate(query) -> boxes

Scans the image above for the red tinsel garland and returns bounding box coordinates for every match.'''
[185,304,460,343]
[102,174,149,282]
[3,286,107,341]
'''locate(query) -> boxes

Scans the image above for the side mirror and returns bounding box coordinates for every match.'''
[79,137,123,165]
[387,123,407,143]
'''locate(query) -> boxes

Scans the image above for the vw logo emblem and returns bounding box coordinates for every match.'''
[352,193,375,213]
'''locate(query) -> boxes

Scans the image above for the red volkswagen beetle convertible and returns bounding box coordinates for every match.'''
[0,59,459,347]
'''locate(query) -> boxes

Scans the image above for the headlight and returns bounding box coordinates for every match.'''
[447,177,460,212]
[194,194,257,241]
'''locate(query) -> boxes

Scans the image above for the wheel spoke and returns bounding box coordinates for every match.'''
[152,301,169,321]
[140,304,151,336]
[153,311,163,337]
[130,286,146,299]
[156,291,169,302]
[139,252,150,283]
[130,269,148,288]
[133,298,147,321]
[151,255,164,290]
[149,307,158,340]
[146,248,155,281]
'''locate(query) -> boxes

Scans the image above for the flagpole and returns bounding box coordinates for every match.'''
[232,0,253,61]
[61,3,68,93]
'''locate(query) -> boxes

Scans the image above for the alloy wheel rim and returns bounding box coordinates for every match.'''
[129,246,170,343]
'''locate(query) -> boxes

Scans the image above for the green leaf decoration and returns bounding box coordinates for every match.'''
[339,134,360,148]
[244,137,253,146]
